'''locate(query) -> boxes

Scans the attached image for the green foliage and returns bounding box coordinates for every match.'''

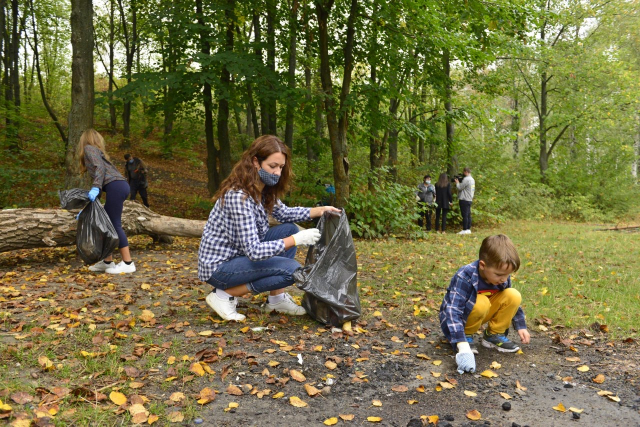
[347,169,422,238]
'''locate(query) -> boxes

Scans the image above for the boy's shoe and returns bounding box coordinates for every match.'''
[466,335,479,354]
[481,330,520,353]
[263,293,306,316]
[206,292,246,322]
[88,260,111,272]
[105,261,136,274]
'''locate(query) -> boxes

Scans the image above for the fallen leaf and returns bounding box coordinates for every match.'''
[432,360,442,366]
[565,357,580,362]
[197,387,216,405]
[272,392,285,399]
[167,356,176,365]
[367,417,382,422]
[439,382,455,389]
[391,385,408,392]
[466,409,481,420]
[490,361,502,369]
[109,391,127,406]
[339,414,355,421]
[129,382,144,389]
[131,412,148,424]
[139,310,155,322]
[607,395,621,402]
[407,400,418,405]
[38,355,55,371]
[0,399,12,412]
[426,415,439,424]
[198,330,214,337]
[289,396,308,407]
[499,392,512,400]
[464,390,477,397]
[189,362,205,376]
[569,407,584,413]
[416,385,425,393]
[325,361,338,370]
[268,360,280,367]
[323,417,338,425]
[304,384,321,397]
[516,380,527,391]
[480,370,498,378]
[597,390,613,396]
[431,371,441,378]
[10,392,33,405]
[227,385,243,396]
[167,411,184,423]
[592,374,605,384]
[148,414,159,424]
[416,353,430,360]
[290,370,306,382]
[372,400,382,407]
[169,392,185,402]
[228,402,239,409]
[577,365,590,372]
[128,403,148,417]
[553,403,566,412]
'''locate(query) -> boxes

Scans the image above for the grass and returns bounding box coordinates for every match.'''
[355,220,640,338]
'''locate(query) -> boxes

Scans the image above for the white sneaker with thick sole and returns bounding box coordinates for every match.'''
[105,261,136,274]
[206,292,246,322]
[465,229,472,234]
[88,260,111,272]
[264,293,307,315]
[457,230,467,235]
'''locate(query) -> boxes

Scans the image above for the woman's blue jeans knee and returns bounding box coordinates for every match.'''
[206,223,301,294]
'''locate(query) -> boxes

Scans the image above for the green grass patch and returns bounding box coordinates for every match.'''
[354,220,640,338]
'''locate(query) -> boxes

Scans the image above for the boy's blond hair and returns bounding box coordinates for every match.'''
[479,234,520,272]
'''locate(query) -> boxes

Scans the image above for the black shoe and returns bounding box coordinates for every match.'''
[481,330,520,353]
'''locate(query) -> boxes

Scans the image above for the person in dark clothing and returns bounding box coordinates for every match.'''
[417,175,436,231]
[124,153,149,208]
[435,173,453,233]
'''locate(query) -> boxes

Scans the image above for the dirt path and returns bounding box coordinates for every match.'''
[1,237,639,426]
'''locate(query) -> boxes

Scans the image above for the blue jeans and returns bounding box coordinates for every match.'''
[206,223,300,294]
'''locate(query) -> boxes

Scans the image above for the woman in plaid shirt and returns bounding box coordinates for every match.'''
[198,135,340,321]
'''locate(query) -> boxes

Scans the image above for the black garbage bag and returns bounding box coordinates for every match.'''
[59,189,119,264]
[293,210,361,326]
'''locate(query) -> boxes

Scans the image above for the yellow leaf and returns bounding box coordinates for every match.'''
[227,385,243,396]
[367,417,382,422]
[268,360,280,367]
[373,311,382,317]
[553,403,566,412]
[597,390,613,396]
[323,417,338,425]
[426,415,439,424]
[325,361,337,370]
[148,414,159,424]
[272,392,284,399]
[372,400,382,407]
[197,388,216,405]
[480,370,498,378]
[289,396,308,407]
[199,330,214,336]
[169,392,185,402]
[38,355,55,371]
[431,371,441,378]
[240,326,250,333]
[592,374,605,383]
[128,403,148,416]
[109,391,127,406]
[432,360,442,366]
[407,400,418,405]
[439,382,455,389]
[416,354,430,360]
[565,357,580,362]
[416,385,425,393]
[499,392,512,400]
[607,395,621,402]
[190,362,205,376]
[490,361,502,369]
[304,384,321,396]
[464,390,477,397]
[290,369,306,382]
[569,407,584,413]
[129,382,145,389]
[0,399,12,412]
[164,376,177,382]
[313,345,323,351]
[577,365,590,372]
[516,380,527,391]
[342,321,352,331]
[167,411,184,423]
[139,310,155,322]
[339,414,355,421]
[466,409,481,420]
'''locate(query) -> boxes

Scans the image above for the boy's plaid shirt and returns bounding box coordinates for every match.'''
[198,189,310,281]
[439,260,527,344]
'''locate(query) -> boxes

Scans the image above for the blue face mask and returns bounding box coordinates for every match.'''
[128,159,134,164]
[258,168,280,187]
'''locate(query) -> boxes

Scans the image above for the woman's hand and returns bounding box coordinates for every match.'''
[310,206,341,218]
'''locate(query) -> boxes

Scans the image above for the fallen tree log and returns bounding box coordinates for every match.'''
[0,201,205,253]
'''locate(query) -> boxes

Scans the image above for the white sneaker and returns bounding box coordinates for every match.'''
[105,261,136,274]
[88,260,111,272]
[457,230,467,235]
[465,229,472,234]
[264,293,307,316]
[206,292,246,322]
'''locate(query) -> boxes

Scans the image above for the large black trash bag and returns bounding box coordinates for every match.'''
[59,189,119,264]
[293,210,361,326]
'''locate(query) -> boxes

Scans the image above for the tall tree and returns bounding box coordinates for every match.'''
[65,0,94,187]
[283,0,299,151]
[216,0,235,180]
[117,0,137,149]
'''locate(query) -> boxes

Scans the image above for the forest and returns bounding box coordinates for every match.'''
[1,0,640,233]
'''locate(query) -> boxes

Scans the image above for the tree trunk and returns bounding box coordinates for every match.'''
[284,0,299,151]
[539,68,548,179]
[29,0,67,145]
[442,49,457,177]
[117,0,137,150]
[196,0,219,196]
[265,0,277,134]
[253,11,268,135]
[368,13,384,190]
[246,82,259,138]
[316,0,356,208]
[408,106,417,164]
[511,96,520,158]
[0,202,205,253]
[108,0,116,134]
[217,0,234,181]
[65,0,94,189]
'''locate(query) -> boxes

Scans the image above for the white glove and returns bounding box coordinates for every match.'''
[415,195,421,202]
[455,341,476,374]
[292,228,321,246]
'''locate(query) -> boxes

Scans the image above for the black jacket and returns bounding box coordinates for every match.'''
[125,158,148,185]
[435,183,452,208]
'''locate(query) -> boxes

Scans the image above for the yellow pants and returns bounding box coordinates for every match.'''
[465,288,521,336]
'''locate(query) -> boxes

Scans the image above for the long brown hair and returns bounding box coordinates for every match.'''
[76,129,110,173]
[436,172,449,188]
[214,135,292,213]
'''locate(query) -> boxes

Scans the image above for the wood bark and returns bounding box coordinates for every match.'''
[284,0,299,151]
[0,202,204,254]
[442,48,457,177]
[216,0,234,181]
[117,0,137,149]
[65,0,94,188]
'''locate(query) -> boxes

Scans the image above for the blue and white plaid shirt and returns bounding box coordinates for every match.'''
[439,260,527,344]
[197,189,311,281]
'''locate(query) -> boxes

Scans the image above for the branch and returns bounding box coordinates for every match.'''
[547,124,571,157]
[515,61,540,117]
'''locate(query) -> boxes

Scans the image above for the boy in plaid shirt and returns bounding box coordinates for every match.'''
[439,234,530,374]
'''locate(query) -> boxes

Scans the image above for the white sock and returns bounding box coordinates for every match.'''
[216,288,234,300]
[268,293,285,304]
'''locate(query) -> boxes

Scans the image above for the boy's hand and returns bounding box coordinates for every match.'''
[455,342,476,374]
[518,329,531,344]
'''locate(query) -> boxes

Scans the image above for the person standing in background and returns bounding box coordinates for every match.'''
[124,153,149,208]
[455,167,475,235]
[417,175,436,231]
[435,173,453,233]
